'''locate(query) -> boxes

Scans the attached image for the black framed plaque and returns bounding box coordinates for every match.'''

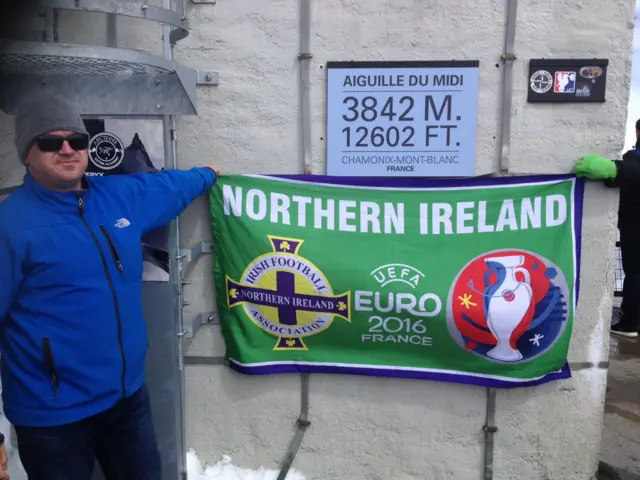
[527,59,608,103]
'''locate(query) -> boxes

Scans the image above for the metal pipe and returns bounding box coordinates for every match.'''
[162,0,187,477]
[106,13,117,47]
[162,108,187,480]
[184,356,226,365]
[162,15,172,58]
[483,388,497,480]
[53,9,60,42]
[298,0,313,174]
[44,8,55,43]
[276,374,311,480]
[273,9,315,478]
[497,0,518,174]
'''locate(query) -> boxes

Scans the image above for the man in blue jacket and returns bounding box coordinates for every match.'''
[0,93,218,479]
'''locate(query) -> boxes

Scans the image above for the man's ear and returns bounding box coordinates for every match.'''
[23,145,34,167]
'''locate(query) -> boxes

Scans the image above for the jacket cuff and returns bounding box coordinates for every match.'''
[191,167,217,193]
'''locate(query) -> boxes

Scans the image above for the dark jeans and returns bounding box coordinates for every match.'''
[620,229,640,330]
[14,384,161,480]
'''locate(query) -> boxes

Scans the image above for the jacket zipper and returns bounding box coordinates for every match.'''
[42,338,59,400]
[99,226,127,280]
[77,194,127,399]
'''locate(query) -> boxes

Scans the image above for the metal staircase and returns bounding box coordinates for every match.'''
[0,0,214,116]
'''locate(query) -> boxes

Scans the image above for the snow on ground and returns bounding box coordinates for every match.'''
[0,378,28,480]
[186,449,306,480]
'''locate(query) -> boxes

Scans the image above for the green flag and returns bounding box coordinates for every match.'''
[209,174,584,388]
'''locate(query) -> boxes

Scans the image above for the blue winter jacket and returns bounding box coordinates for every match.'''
[0,168,216,427]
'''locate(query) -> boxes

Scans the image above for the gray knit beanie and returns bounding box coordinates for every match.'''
[14,92,89,164]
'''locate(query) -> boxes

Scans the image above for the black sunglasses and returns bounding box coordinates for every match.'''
[35,133,89,153]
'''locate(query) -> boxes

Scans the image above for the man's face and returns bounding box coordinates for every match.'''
[25,130,89,191]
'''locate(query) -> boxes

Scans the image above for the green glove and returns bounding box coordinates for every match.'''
[573,154,617,179]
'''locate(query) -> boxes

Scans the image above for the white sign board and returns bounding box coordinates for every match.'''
[326,61,480,177]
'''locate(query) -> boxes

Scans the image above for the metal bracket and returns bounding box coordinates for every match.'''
[196,71,220,86]
[187,311,219,338]
[191,0,217,4]
[177,241,213,263]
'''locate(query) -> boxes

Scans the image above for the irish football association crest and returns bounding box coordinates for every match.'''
[446,249,570,364]
[226,236,351,350]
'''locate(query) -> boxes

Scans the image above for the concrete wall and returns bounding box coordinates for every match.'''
[0,0,635,479]
[177,2,633,479]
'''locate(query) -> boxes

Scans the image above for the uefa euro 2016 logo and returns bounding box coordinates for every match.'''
[226,236,351,350]
[446,249,570,364]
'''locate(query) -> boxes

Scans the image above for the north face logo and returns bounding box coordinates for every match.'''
[114,218,131,228]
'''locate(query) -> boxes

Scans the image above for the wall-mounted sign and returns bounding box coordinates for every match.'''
[527,59,608,103]
[326,60,479,177]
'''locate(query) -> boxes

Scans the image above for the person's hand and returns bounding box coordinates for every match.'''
[573,153,617,180]
[0,443,10,480]
[206,165,221,176]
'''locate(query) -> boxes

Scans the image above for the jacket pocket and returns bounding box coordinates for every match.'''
[99,225,127,281]
[42,338,59,400]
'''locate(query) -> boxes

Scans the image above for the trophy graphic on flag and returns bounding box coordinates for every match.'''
[482,254,534,361]
[448,248,570,365]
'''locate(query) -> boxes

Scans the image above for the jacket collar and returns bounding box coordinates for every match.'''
[23,172,90,208]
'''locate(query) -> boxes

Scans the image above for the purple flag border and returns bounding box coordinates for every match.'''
[228,359,572,389]
[219,173,585,389]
